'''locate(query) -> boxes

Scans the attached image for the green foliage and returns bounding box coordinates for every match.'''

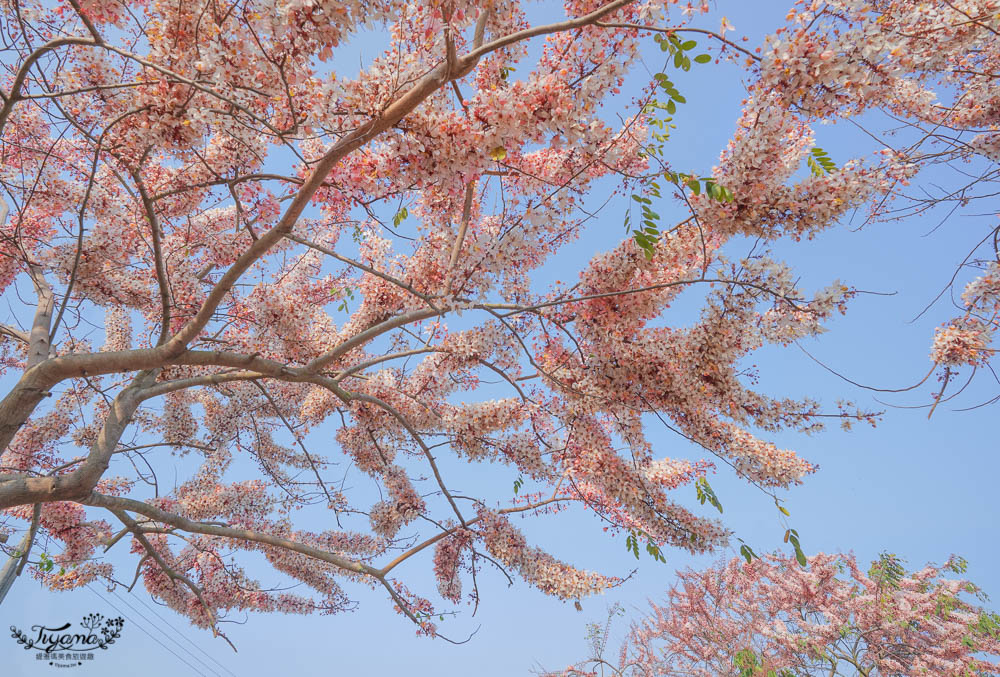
[625,530,640,559]
[783,528,808,568]
[513,475,524,495]
[652,73,686,111]
[947,555,969,575]
[412,609,447,623]
[973,611,1000,639]
[329,286,355,314]
[626,193,662,260]
[664,171,735,203]
[869,552,906,591]
[34,551,68,576]
[624,530,667,564]
[962,610,1000,653]
[938,592,961,619]
[392,206,408,227]
[626,172,733,260]
[38,551,54,573]
[734,648,761,676]
[806,146,837,177]
[641,34,700,145]
[695,476,723,513]
[624,34,731,260]
[646,539,666,563]
[652,31,711,73]
[732,648,795,677]
[738,537,759,564]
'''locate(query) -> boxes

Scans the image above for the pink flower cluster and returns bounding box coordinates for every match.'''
[559,552,1000,676]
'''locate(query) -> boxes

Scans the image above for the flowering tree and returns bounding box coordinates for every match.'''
[556,553,1000,676]
[0,0,994,642]
[739,0,1000,409]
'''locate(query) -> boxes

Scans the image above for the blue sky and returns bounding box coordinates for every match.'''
[4,2,998,675]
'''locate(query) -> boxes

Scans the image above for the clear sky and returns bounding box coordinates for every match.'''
[3,2,997,676]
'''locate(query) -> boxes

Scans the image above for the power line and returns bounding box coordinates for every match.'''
[113,586,239,677]
[39,538,233,677]
[106,585,224,677]
[82,581,210,676]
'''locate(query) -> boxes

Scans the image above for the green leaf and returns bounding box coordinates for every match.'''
[694,54,712,63]
[513,476,524,495]
[680,39,697,51]
[665,99,676,114]
[782,528,808,567]
[869,552,906,590]
[807,155,822,177]
[645,541,667,564]
[734,648,760,676]
[695,477,723,513]
[807,146,837,176]
[39,552,54,573]
[489,146,507,161]
[625,532,641,559]
[686,178,701,195]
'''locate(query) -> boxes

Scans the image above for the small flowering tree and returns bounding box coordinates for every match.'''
[557,553,1000,676]
[0,0,995,642]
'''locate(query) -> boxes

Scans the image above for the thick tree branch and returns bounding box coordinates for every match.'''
[85,493,379,577]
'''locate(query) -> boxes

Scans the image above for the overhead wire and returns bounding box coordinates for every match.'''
[36,538,234,677]
[110,584,239,677]
[105,584,225,677]
[80,580,211,676]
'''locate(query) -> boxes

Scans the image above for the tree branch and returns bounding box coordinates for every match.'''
[85,492,379,577]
